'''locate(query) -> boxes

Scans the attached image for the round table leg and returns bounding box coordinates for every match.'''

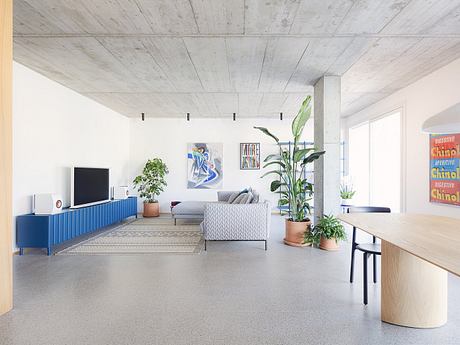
[381,240,448,328]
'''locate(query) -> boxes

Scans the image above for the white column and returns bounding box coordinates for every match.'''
[313,76,341,222]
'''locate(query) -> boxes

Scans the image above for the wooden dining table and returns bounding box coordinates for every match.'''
[338,213,460,328]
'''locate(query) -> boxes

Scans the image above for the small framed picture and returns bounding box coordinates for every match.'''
[240,143,260,170]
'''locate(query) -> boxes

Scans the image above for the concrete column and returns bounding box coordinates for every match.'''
[313,76,341,222]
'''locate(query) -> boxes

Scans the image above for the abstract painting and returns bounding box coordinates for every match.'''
[187,143,223,189]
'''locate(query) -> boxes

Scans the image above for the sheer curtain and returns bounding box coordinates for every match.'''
[348,111,401,212]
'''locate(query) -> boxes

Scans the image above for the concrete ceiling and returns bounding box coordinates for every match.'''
[13,0,460,118]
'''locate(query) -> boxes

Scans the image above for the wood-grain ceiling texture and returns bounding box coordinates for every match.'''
[13,0,460,118]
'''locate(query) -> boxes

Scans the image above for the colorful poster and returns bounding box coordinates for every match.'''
[430,134,460,206]
[240,143,260,170]
[187,143,223,189]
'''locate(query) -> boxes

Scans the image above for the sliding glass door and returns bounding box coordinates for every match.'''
[348,111,401,212]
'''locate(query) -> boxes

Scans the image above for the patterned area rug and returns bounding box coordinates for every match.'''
[58,217,203,255]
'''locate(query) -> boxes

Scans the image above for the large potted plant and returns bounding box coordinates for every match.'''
[304,214,347,251]
[133,158,169,217]
[254,96,325,246]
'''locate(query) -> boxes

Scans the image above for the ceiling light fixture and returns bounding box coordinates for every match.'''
[422,103,460,134]
[186,113,190,121]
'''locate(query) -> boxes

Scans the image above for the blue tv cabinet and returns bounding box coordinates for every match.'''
[16,197,137,255]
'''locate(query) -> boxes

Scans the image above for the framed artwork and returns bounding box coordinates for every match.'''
[429,133,460,206]
[240,143,260,170]
[187,143,223,189]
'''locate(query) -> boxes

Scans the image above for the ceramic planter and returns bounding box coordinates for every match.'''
[319,236,339,251]
[143,202,160,217]
[284,219,311,247]
[341,198,353,205]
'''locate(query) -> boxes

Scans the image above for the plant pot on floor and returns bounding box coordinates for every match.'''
[319,236,339,251]
[143,202,160,217]
[284,219,311,247]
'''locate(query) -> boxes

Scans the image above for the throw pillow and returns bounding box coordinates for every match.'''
[228,191,240,204]
[251,190,260,203]
[244,191,254,204]
[231,193,247,204]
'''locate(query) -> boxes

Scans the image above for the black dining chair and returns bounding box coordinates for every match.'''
[348,206,391,305]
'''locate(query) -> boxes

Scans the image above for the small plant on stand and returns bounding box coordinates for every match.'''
[340,176,356,205]
[303,215,347,251]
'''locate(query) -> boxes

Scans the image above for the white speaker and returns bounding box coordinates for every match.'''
[113,186,129,200]
[33,193,63,215]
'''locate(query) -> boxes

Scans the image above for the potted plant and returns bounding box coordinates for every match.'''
[254,96,325,246]
[133,158,169,217]
[340,176,356,205]
[304,215,347,251]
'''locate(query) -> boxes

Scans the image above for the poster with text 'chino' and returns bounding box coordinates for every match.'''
[430,134,460,206]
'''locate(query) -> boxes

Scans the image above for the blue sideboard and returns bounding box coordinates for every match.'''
[17,197,137,255]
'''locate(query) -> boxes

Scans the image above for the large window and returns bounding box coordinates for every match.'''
[348,111,401,212]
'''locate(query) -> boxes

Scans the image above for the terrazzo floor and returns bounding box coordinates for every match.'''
[1,215,459,345]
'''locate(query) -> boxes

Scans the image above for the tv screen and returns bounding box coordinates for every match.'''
[72,167,110,208]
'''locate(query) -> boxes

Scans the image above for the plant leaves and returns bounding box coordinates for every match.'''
[263,160,285,169]
[254,126,279,143]
[263,154,282,162]
[301,151,326,165]
[291,96,312,141]
[260,170,282,178]
[270,180,283,192]
[293,148,314,163]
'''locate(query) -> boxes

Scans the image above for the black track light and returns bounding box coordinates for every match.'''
[280,112,283,121]
[186,113,190,121]
[233,112,236,121]
[141,112,145,121]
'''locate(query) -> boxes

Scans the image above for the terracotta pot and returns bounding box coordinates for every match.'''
[284,219,311,247]
[319,236,339,251]
[143,202,160,217]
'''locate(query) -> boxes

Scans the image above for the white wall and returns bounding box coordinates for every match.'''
[13,62,131,248]
[344,57,460,219]
[129,117,314,213]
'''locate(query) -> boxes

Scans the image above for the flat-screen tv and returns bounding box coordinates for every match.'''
[70,167,110,208]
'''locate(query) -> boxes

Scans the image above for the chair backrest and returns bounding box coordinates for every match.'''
[347,206,391,244]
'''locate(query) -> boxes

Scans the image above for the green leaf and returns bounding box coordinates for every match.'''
[293,148,314,163]
[291,96,312,140]
[302,151,326,165]
[263,154,282,162]
[254,126,279,143]
[260,170,282,178]
[278,198,289,206]
[263,160,285,169]
[270,180,283,192]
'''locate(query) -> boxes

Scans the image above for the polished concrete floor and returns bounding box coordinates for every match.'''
[1,215,459,345]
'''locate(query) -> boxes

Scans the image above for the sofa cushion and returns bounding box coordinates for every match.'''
[171,201,208,215]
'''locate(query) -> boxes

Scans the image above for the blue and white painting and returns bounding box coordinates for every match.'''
[187,143,223,189]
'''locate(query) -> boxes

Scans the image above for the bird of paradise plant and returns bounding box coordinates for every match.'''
[254,95,325,223]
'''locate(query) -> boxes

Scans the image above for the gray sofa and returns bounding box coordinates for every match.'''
[171,191,271,250]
